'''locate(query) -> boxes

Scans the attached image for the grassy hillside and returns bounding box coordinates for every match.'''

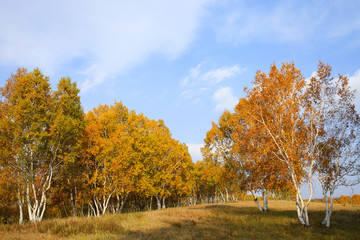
[1,200,359,239]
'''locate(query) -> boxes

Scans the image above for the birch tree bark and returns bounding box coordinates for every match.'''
[17,188,24,224]
[251,191,264,212]
[262,189,268,212]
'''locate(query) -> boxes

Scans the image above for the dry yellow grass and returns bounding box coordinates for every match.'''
[1,200,359,239]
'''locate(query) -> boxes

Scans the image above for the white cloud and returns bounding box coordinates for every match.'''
[202,65,244,84]
[179,64,244,105]
[187,143,203,162]
[0,0,212,92]
[213,87,238,111]
[180,64,245,106]
[180,64,244,88]
[349,69,360,112]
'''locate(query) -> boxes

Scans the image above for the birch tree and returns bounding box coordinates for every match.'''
[50,77,85,217]
[306,62,360,227]
[128,115,193,210]
[202,111,247,204]
[84,102,129,216]
[0,68,54,223]
[244,63,315,225]
[0,68,84,223]
[233,98,292,212]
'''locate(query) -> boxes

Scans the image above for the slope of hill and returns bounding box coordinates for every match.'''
[1,200,359,239]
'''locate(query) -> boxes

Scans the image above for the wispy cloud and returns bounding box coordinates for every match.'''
[180,64,202,87]
[216,1,360,45]
[213,87,238,112]
[179,64,244,106]
[180,64,245,88]
[79,66,109,93]
[202,65,244,85]
[0,0,212,92]
[180,88,210,100]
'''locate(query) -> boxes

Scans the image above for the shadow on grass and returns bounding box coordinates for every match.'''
[124,205,360,240]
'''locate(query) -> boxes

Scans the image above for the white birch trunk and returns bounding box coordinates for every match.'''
[92,188,116,216]
[89,203,96,217]
[262,189,268,212]
[162,196,166,209]
[322,195,329,225]
[219,190,224,203]
[149,196,153,211]
[70,191,77,217]
[322,188,334,227]
[326,191,334,227]
[303,178,313,226]
[115,193,128,213]
[320,179,329,225]
[26,167,53,223]
[26,185,48,223]
[295,191,306,225]
[17,188,24,224]
[251,191,264,212]
[18,202,24,225]
[93,198,101,216]
[292,173,307,226]
[69,183,78,217]
[156,197,161,210]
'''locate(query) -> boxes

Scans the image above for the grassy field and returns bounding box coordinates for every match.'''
[1,200,359,240]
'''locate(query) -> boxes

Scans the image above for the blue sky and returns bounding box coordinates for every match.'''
[1,0,360,197]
